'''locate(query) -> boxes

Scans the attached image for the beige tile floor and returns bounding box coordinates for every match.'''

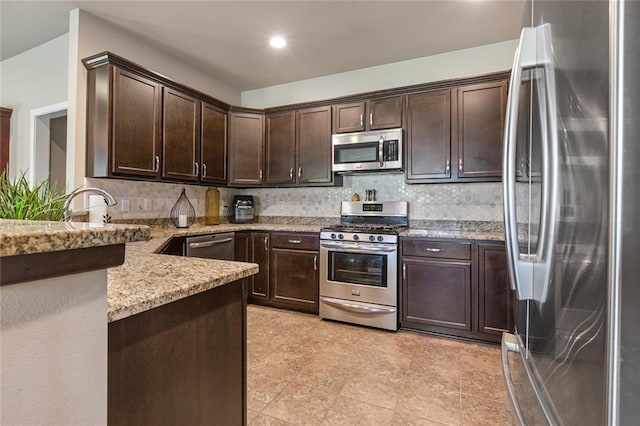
[246,305,514,426]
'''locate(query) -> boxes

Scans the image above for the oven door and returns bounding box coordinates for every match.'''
[319,241,397,306]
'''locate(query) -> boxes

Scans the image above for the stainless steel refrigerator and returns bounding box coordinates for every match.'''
[501,0,640,424]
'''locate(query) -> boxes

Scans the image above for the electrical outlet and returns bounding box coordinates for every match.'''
[143,199,152,211]
[121,199,130,213]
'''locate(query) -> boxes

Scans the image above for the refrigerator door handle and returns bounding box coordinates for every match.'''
[501,333,526,426]
[504,24,558,302]
[503,27,537,300]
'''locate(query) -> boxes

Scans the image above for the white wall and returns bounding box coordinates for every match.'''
[67,9,242,194]
[0,34,69,179]
[0,270,108,425]
[241,39,518,108]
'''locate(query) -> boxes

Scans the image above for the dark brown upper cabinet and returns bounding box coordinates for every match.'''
[297,106,333,184]
[263,106,335,187]
[333,101,366,133]
[333,96,402,134]
[265,111,296,185]
[162,87,201,182]
[368,96,403,130]
[200,103,228,184]
[84,53,230,183]
[228,111,265,186]
[86,66,162,179]
[406,89,452,181]
[0,107,12,175]
[457,80,508,179]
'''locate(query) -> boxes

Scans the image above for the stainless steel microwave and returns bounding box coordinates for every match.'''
[332,128,403,173]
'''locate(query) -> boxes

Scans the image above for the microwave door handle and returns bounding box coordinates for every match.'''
[378,136,384,167]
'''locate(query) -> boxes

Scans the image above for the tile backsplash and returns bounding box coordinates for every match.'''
[86,174,503,222]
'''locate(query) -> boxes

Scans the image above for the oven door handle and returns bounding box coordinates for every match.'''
[321,297,396,315]
[320,242,397,253]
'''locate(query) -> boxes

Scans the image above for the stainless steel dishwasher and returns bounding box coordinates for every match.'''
[185,232,235,260]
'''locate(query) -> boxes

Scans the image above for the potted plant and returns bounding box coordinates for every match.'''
[0,171,70,221]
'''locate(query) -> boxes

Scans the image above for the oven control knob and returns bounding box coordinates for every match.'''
[330,233,337,239]
[369,235,375,242]
[377,236,384,242]
[338,234,344,240]
[353,234,359,241]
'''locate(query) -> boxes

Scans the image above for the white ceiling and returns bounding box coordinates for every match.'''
[0,1,526,90]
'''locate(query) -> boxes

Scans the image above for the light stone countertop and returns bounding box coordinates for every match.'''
[0,219,150,257]
[107,219,504,322]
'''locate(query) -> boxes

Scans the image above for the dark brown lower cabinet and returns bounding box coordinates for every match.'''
[402,258,472,331]
[248,232,270,301]
[108,279,247,425]
[270,248,319,314]
[400,237,513,343]
[478,243,513,339]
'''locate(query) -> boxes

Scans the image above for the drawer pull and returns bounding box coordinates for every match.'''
[287,239,302,244]
[426,247,443,253]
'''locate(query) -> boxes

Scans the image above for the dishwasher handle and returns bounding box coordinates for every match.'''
[188,238,233,249]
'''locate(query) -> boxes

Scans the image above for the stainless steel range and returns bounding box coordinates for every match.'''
[319,201,408,331]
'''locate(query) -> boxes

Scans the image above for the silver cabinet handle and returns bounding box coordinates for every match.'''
[378,136,384,167]
[369,112,373,127]
[402,263,406,280]
[321,297,396,315]
[313,255,318,271]
[289,168,293,180]
[202,163,207,178]
[188,238,233,249]
[425,247,443,253]
[264,236,269,251]
[446,158,450,174]
[194,162,199,177]
[287,239,302,244]
[298,167,302,179]
[501,333,526,425]
[259,169,263,180]
[359,113,363,127]
[154,155,160,173]
[458,157,463,173]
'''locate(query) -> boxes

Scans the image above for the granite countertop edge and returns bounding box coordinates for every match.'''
[0,219,151,257]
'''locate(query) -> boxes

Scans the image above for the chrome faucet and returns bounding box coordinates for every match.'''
[63,187,117,221]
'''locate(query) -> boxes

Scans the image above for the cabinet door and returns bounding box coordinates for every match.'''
[368,96,402,130]
[112,68,161,177]
[234,232,250,262]
[402,258,472,331]
[457,80,507,178]
[162,87,201,181]
[478,243,513,336]
[265,111,296,184]
[249,233,270,300]
[228,112,264,185]
[406,89,452,180]
[297,106,333,184]
[270,249,319,313]
[333,102,365,133]
[201,103,227,184]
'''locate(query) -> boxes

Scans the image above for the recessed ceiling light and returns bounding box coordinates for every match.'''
[269,35,287,49]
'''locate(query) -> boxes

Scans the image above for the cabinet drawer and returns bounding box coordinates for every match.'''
[271,232,319,250]
[402,239,471,260]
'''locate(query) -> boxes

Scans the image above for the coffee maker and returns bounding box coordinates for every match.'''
[229,195,255,223]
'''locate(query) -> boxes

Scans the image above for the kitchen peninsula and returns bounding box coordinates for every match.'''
[0,219,149,425]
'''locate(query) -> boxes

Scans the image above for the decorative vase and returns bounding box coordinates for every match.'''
[204,187,220,225]
[170,188,196,228]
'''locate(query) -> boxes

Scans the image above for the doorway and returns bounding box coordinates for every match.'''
[30,102,67,193]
